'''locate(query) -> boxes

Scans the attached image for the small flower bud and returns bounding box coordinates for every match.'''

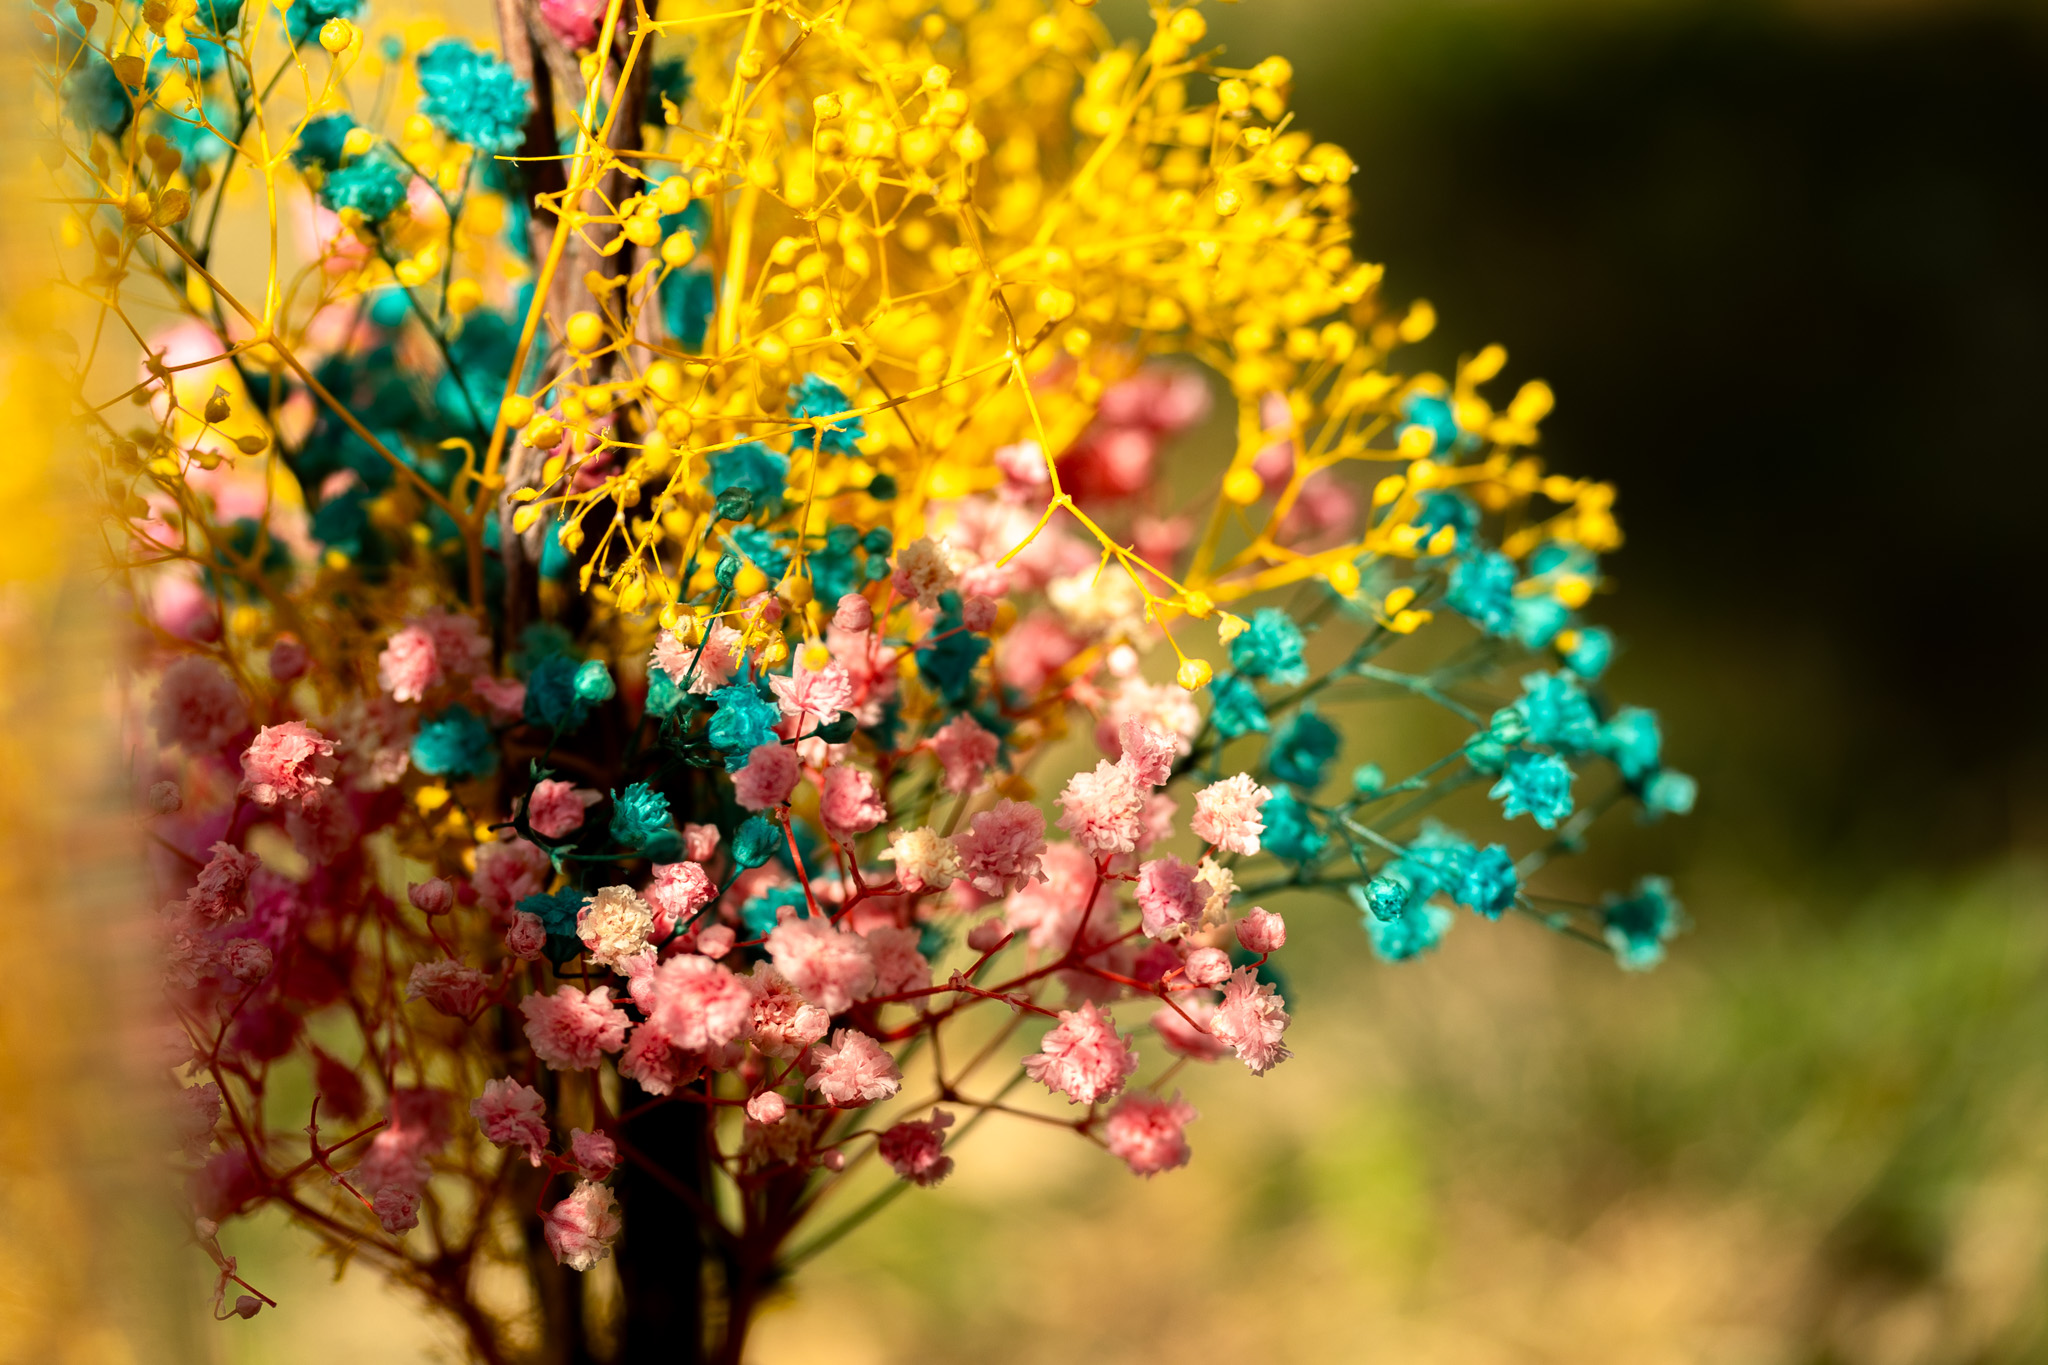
[267,634,308,681]
[745,1092,787,1124]
[962,595,997,632]
[820,1149,845,1171]
[832,593,873,632]
[148,780,183,814]
[408,878,454,915]
[1235,908,1287,954]
[696,925,735,959]
[967,918,1008,953]
[1183,946,1231,987]
[234,1295,262,1320]
[225,939,272,982]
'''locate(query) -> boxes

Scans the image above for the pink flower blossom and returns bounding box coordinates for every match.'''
[770,656,855,734]
[994,439,1049,487]
[578,886,654,971]
[696,925,735,958]
[1191,773,1272,855]
[471,1078,550,1164]
[1211,967,1292,1075]
[374,1186,420,1234]
[569,1128,617,1180]
[1022,1003,1138,1105]
[630,954,751,1051]
[967,918,1008,952]
[931,714,999,794]
[682,823,721,861]
[473,837,550,917]
[953,799,1047,897]
[1236,907,1286,953]
[745,1092,787,1124]
[153,656,248,751]
[805,1028,902,1106]
[820,765,887,836]
[997,610,1082,693]
[520,986,631,1071]
[832,593,873,632]
[186,841,259,925]
[268,635,308,681]
[1116,718,1178,788]
[224,939,271,982]
[377,625,441,703]
[652,624,744,694]
[1103,1092,1197,1176]
[616,1024,701,1096]
[644,861,715,937]
[766,917,876,1015]
[1183,946,1232,987]
[1135,856,1204,939]
[528,779,600,838]
[1153,997,1231,1062]
[238,721,338,807]
[148,780,182,815]
[542,1181,621,1271]
[1056,759,1146,856]
[747,968,831,1058]
[733,743,801,810]
[418,609,490,678]
[1005,841,1106,953]
[407,959,490,1017]
[862,925,931,998]
[878,1110,955,1186]
[408,878,454,915]
[538,0,607,46]
[882,827,959,893]
[963,595,998,631]
[471,674,527,721]
[506,912,546,961]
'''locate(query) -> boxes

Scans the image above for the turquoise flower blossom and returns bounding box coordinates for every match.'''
[707,682,780,769]
[1351,883,1454,963]
[525,654,594,732]
[1398,390,1460,454]
[731,815,782,870]
[285,0,360,46]
[1598,706,1662,783]
[1210,673,1269,739]
[1490,751,1575,828]
[1229,608,1308,686]
[1446,551,1517,637]
[1514,672,1600,755]
[572,660,616,705]
[1562,625,1614,680]
[412,706,498,779]
[742,885,808,935]
[1458,844,1518,918]
[609,782,675,855]
[708,442,789,509]
[1601,876,1682,970]
[322,158,409,222]
[1643,769,1697,818]
[788,374,866,456]
[1260,786,1327,862]
[416,40,530,153]
[1266,707,1339,788]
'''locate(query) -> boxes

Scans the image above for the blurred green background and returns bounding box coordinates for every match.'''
[73,1,2048,1361]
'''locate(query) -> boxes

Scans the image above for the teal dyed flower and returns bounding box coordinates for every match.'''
[64,58,133,137]
[1414,489,1478,548]
[285,0,360,45]
[573,659,616,705]
[412,706,498,779]
[1260,786,1328,862]
[1351,762,1385,796]
[643,55,692,124]
[1398,390,1461,454]
[1489,750,1575,829]
[1511,595,1571,649]
[645,667,684,720]
[1601,876,1682,971]
[1209,673,1269,740]
[322,158,409,222]
[159,105,230,171]
[1266,707,1340,789]
[195,0,243,34]
[1514,672,1600,755]
[1229,609,1308,686]
[1458,844,1519,919]
[1358,869,1410,921]
[514,621,576,675]
[609,782,674,852]
[707,683,780,770]
[917,593,990,709]
[707,442,789,510]
[1562,625,1614,680]
[1598,706,1662,783]
[741,885,808,935]
[788,374,866,456]
[524,654,594,732]
[731,524,792,578]
[1643,769,1697,818]
[1446,551,1516,637]
[731,814,782,870]
[1351,883,1454,963]
[416,40,530,153]
[518,888,585,939]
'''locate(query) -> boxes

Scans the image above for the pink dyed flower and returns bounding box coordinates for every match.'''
[268,635,308,681]
[805,1028,902,1106]
[224,939,272,982]
[471,674,527,722]
[473,837,551,917]
[747,968,831,1058]
[539,0,606,46]
[153,656,248,751]
[820,765,887,836]
[1103,1092,1197,1176]
[1135,855,1203,939]
[862,925,931,999]
[733,743,801,811]
[1211,967,1292,1075]
[1116,718,1178,788]
[506,912,547,961]
[407,959,491,1017]
[408,878,455,915]
[631,954,751,1051]
[528,779,600,839]
[765,917,876,1015]
[696,925,735,958]
[953,799,1047,897]
[832,593,873,632]
[578,886,654,971]
[682,823,721,861]
[931,714,999,794]
[542,1181,621,1271]
[238,722,338,807]
[569,1128,617,1180]
[418,610,490,678]
[1056,759,1146,856]
[377,625,441,703]
[644,861,715,937]
[1022,1003,1139,1105]
[1183,946,1232,987]
[1191,773,1273,856]
[1152,997,1231,1062]
[520,986,631,1071]
[1006,841,1107,953]
[186,841,260,925]
[770,656,855,734]
[471,1078,550,1164]
[997,610,1082,693]
[616,1025,701,1097]
[878,1110,955,1186]
[967,918,1009,952]
[745,1091,787,1124]
[1236,907,1286,953]
[652,624,744,694]
[374,1186,421,1234]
